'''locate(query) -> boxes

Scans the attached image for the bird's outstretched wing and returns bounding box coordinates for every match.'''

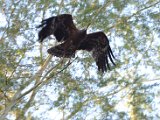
[78,32,115,72]
[37,14,77,42]
[47,31,115,73]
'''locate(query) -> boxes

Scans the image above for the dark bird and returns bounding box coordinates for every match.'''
[48,31,115,73]
[37,14,115,73]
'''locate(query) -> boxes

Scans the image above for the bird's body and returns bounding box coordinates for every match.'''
[48,29,87,58]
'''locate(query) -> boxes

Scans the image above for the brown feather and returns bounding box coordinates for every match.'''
[78,32,115,72]
[37,14,115,73]
[37,14,78,42]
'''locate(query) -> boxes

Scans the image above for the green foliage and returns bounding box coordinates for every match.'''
[0,0,160,120]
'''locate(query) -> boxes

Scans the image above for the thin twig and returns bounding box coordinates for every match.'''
[86,1,113,29]
[57,0,64,14]
[107,1,160,30]
[16,57,77,101]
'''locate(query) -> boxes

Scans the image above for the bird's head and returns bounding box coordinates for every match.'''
[82,29,87,34]
[79,29,87,39]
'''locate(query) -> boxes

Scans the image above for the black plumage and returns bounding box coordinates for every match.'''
[37,14,115,72]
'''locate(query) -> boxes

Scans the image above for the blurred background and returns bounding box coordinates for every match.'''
[0,0,160,119]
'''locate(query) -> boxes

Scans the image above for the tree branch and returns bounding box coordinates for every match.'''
[107,1,160,30]
[0,55,52,119]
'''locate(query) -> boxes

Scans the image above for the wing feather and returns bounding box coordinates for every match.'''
[78,32,115,73]
[47,42,75,58]
[37,14,77,42]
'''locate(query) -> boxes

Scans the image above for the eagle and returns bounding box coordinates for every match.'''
[37,14,115,73]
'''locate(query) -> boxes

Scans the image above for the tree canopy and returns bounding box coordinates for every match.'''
[0,0,160,120]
